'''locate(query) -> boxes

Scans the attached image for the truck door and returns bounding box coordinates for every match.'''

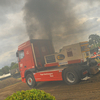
[18,46,35,73]
[18,50,26,78]
[24,46,35,69]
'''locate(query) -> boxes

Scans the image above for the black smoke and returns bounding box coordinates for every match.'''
[23,0,100,50]
[24,0,78,40]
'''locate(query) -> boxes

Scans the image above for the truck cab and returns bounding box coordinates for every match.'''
[17,39,54,82]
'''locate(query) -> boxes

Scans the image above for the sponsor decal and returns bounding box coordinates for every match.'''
[57,54,65,60]
[40,73,54,77]
[59,62,68,65]
[20,64,23,67]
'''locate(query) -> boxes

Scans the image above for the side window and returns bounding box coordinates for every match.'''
[67,51,73,57]
[19,50,24,60]
[66,48,73,57]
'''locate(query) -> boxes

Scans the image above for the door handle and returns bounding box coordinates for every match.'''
[24,66,26,68]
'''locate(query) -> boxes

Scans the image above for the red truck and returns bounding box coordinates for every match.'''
[16,39,99,88]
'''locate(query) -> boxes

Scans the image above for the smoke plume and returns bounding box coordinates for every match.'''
[24,0,100,50]
[24,0,78,40]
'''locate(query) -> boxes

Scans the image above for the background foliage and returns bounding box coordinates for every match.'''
[5,89,56,100]
[89,34,100,49]
[0,62,18,76]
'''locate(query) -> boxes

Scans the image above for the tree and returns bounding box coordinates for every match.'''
[10,62,18,70]
[10,63,18,70]
[0,62,19,75]
[89,39,93,46]
[0,69,3,76]
[89,34,100,48]
[2,66,10,74]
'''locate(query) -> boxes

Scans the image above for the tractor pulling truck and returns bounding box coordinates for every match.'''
[16,39,99,88]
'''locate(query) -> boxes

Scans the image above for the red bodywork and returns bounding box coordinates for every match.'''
[34,69,63,82]
[18,39,57,83]
[68,59,83,64]
[45,59,83,68]
[21,69,63,83]
[45,62,59,67]
[18,41,35,80]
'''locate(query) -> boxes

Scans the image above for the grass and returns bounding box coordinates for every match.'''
[17,77,21,80]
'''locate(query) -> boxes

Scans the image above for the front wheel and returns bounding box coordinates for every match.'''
[63,69,80,85]
[26,74,37,88]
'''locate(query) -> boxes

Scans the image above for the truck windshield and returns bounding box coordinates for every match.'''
[18,50,24,60]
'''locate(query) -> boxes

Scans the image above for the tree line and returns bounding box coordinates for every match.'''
[89,34,100,49]
[0,62,18,76]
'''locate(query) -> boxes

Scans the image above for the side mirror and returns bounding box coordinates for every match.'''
[16,51,18,57]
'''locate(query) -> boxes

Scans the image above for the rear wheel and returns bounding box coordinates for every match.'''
[63,69,80,85]
[26,74,37,88]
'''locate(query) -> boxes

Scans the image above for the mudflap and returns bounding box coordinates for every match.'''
[80,69,88,79]
[89,66,99,75]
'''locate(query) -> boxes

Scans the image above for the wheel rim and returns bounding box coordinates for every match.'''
[27,77,32,85]
[66,72,75,83]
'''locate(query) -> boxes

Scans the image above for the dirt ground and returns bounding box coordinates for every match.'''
[1,73,100,100]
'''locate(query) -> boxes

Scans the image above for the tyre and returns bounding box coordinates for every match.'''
[63,69,80,85]
[26,74,37,88]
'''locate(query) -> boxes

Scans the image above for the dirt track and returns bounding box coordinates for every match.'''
[1,73,100,100]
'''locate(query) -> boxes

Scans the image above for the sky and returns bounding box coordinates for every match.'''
[0,0,100,69]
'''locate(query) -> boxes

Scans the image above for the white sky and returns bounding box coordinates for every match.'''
[0,0,100,69]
